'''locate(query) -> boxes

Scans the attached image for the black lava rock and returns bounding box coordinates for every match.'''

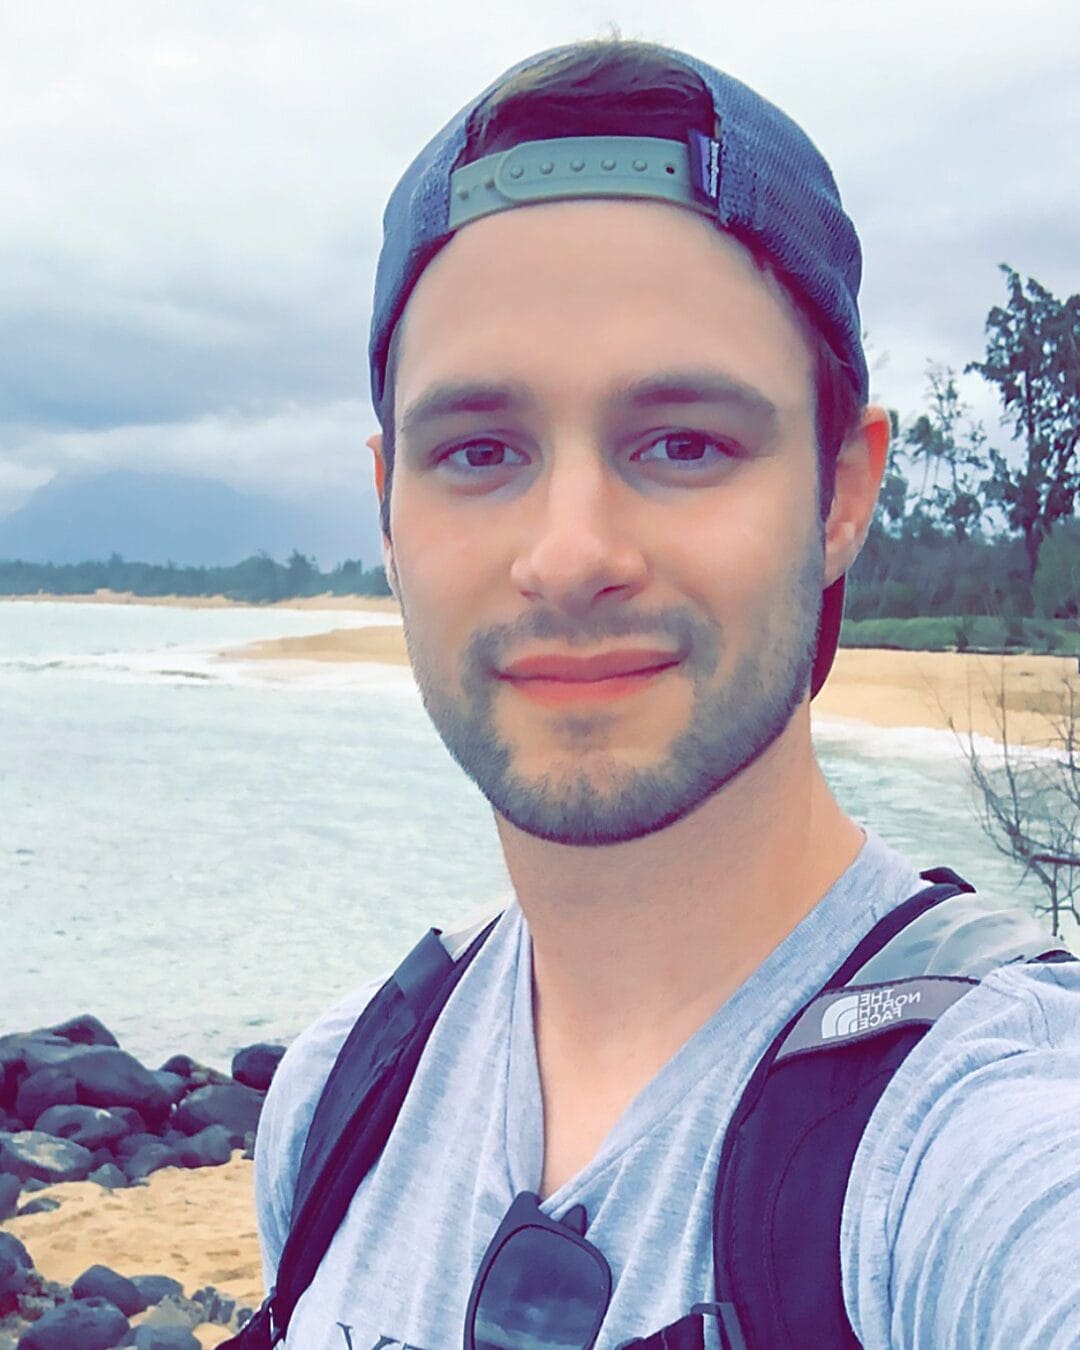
[73,1264,148,1317]
[44,1015,119,1049]
[0,1232,33,1300]
[174,1126,232,1169]
[129,1275,184,1306]
[157,1056,229,1088]
[122,1142,178,1183]
[60,1050,172,1127]
[171,1084,263,1143]
[15,1296,129,1349]
[13,1068,78,1128]
[33,1105,131,1152]
[16,1197,60,1217]
[231,1044,285,1092]
[152,1073,186,1107]
[0,1130,93,1184]
[121,1328,200,1350]
[108,1108,147,1135]
[0,1172,21,1221]
[88,1162,128,1189]
[114,1132,164,1161]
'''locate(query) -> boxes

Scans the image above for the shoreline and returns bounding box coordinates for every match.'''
[220,625,1076,751]
[2,589,400,613]
[7,591,1076,748]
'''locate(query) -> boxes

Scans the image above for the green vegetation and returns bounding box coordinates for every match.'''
[0,551,392,604]
[840,616,1078,656]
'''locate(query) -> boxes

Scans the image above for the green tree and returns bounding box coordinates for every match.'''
[967,266,1080,579]
[1033,519,1080,619]
[902,361,988,542]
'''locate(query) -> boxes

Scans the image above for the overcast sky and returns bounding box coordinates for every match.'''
[2,0,1078,517]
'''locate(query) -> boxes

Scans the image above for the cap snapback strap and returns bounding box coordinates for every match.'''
[448,134,719,229]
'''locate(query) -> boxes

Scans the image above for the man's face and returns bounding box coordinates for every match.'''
[376,198,828,847]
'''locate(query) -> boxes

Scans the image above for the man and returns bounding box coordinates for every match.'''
[253,37,1080,1348]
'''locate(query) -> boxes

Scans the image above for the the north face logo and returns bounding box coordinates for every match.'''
[820,986,922,1039]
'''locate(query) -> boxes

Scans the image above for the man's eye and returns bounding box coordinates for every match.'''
[434,440,526,472]
[438,440,527,471]
[634,432,740,465]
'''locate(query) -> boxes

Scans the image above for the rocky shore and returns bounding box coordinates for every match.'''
[0,1015,282,1348]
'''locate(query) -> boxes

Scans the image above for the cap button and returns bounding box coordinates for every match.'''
[539,161,554,175]
[601,158,616,170]
[508,164,524,179]
[570,158,585,171]
[632,159,647,171]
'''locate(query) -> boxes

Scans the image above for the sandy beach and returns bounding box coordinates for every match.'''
[3,1156,260,1347]
[219,610,1077,749]
[8,589,402,614]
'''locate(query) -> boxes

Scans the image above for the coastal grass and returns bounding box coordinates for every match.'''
[840,616,1079,657]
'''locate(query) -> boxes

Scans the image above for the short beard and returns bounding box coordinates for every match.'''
[400,545,824,848]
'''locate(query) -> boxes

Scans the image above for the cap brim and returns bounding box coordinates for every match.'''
[811,576,845,699]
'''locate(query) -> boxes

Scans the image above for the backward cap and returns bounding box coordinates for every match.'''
[368,41,868,419]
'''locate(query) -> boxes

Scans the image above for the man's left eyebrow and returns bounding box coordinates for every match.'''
[614,370,779,427]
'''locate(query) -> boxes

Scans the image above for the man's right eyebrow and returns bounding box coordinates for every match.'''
[398,382,535,441]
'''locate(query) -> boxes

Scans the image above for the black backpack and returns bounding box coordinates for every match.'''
[225,869,1072,1349]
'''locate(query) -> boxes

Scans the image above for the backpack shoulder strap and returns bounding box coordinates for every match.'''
[222,914,500,1348]
[705,869,1074,1350]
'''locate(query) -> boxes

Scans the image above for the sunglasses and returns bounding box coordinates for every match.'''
[464,1191,610,1349]
[464,1190,727,1349]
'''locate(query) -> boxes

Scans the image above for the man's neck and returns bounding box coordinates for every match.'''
[494,707,865,1079]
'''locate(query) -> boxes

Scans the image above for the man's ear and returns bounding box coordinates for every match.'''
[823,404,890,586]
[366,431,398,601]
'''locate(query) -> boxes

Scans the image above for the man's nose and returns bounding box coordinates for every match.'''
[508,454,649,615]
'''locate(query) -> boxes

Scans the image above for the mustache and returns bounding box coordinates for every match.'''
[464,606,717,680]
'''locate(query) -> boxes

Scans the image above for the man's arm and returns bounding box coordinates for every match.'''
[842,960,1080,1349]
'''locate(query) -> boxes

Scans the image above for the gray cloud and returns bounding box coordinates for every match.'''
[2,0,1077,511]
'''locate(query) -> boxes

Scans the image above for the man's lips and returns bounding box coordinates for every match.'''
[499,649,682,682]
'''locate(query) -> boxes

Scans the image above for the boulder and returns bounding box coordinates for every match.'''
[0,1232,33,1300]
[16,1197,60,1217]
[231,1044,285,1092]
[0,1032,110,1080]
[129,1275,184,1307]
[44,1015,119,1048]
[0,1131,93,1184]
[73,1264,148,1317]
[88,1162,127,1189]
[33,1105,131,1152]
[157,1056,229,1087]
[109,1107,147,1135]
[171,1085,263,1143]
[174,1126,231,1169]
[122,1143,177,1183]
[0,1173,21,1221]
[60,1050,172,1126]
[114,1133,164,1161]
[151,1073,186,1107]
[13,1068,78,1128]
[121,1329,200,1350]
[15,1296,129,1349]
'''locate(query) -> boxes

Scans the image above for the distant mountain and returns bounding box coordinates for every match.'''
[0,470,385,568]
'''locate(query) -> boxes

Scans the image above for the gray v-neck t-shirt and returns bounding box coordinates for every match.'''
[254,829,1080,1348]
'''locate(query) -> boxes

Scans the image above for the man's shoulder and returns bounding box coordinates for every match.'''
[254,904,511,1238]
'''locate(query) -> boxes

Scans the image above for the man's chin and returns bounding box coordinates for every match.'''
[488,769,716,849]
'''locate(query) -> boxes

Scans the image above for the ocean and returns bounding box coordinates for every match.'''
[1,600,1065,1071]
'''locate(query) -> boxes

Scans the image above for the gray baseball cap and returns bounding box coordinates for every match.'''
[368,43,867,696]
